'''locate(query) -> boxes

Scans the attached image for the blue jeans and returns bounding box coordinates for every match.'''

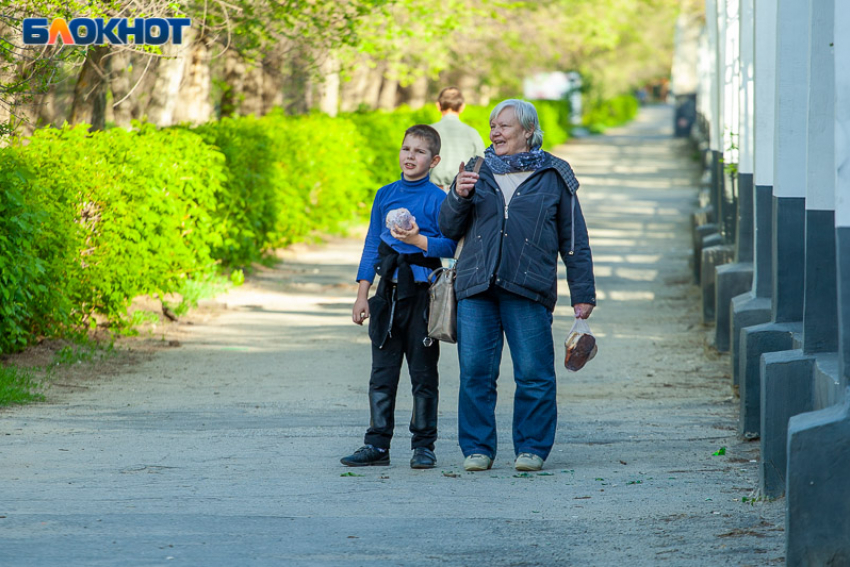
[457,287,557,460]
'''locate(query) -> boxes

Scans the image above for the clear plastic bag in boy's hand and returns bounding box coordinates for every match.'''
[564,317,597,372]
[386,208,415,231]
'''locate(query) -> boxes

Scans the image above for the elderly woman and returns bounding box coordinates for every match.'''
[439,99,596,472]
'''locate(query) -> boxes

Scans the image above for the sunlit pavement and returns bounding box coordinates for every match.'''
[0,105,785,566]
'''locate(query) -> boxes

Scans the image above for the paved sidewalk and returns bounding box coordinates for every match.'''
[1,106,785,566]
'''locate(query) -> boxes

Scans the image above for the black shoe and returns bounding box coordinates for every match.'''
[340,445,390,467]
[410,447,437,469]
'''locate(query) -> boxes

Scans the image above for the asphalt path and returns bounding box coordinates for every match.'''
[1,105,785,566]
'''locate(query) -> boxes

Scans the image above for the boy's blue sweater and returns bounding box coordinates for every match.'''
[357,174,457,284]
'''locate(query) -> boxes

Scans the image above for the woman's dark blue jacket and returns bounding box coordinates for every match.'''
[438,154,596,312]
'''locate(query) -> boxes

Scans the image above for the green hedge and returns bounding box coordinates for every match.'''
[342,105,440,189]
[0,152,76,351]
[18,124,225,324]
[583,94,640,133]
[0,95,631,354]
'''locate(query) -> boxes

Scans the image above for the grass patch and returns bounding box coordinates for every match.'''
[165,273,230,319]
[0,364,44,407]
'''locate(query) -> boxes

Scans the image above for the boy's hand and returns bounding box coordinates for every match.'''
[455,161,479,198]
[391,220,427,251]
[352,296,370,325]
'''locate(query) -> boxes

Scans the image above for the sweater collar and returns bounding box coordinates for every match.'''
[399,172,431,190]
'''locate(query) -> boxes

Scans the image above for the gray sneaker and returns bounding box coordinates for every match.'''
[463,454,493,471]
[515,452,544,471]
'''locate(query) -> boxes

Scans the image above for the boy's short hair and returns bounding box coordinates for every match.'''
[437,87,464,112]
[404,124,441,157]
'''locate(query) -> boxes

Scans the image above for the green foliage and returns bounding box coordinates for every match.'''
[197,111,374,252]
[454,105,492,146]
[0,151,77,352]
[342,105,439,190]
[261,111,374,240]
[0,365,44,406]
[583,94,640,133]
[533,100,572,150]
[20,123,225,323]
[195,116,286,266]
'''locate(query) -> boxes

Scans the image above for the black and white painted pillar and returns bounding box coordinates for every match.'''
[838,9,850,389]
[751,0,776,305]
[759,0,834,498]
[706,0,723,214]
[770,0,808,327]
[720,0,740,244]
[738,0,808,438]
[715,0,754,352]
[692,2,721,285]
[731,0,776,384]
[785,5,850,556]
[701,0,738,323]
[802,0,838,357]
[736,0,754,267]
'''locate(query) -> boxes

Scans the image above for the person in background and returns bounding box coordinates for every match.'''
[439,99,596,473]
[430,87,486,191]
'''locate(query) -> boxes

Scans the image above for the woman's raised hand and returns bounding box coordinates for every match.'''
[454,161,479,198]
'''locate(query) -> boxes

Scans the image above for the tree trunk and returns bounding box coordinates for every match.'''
[68,46,110,131]
[173,30,213,124]
[109,49,134,129]
[362,62,386,110]
[339,60,370,112]
[377,76,398,111]
[317,53,339,116]
[283,48,313,115]
[240,63,264,116]
[396,76,428,109]
[146,42,189,126]
[219,49,245,118]
[262,49,285,114]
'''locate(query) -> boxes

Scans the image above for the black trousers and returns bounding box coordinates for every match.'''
[365,283,439,451]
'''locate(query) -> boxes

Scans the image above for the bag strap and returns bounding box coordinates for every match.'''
[453,157,484,260]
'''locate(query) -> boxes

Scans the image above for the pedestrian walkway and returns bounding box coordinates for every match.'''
[0,105,785,566]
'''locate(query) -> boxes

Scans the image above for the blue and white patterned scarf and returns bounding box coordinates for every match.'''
[484,145,548,174]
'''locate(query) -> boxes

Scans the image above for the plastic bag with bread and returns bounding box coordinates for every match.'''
[564,317,597,371]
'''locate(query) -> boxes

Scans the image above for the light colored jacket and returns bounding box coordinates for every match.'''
[430,115,485,188]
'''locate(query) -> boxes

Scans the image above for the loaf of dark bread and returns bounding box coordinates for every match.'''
[564,331,597,371]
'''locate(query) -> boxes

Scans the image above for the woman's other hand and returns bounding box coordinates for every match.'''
[574,303,594,319]
[454,161,479,198]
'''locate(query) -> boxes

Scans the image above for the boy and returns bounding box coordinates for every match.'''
[342,124,457,469]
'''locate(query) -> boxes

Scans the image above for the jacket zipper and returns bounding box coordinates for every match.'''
[569,194,575,256]
[493,185,508,285]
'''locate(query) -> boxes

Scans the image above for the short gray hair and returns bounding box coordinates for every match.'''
[489,99,544,150]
